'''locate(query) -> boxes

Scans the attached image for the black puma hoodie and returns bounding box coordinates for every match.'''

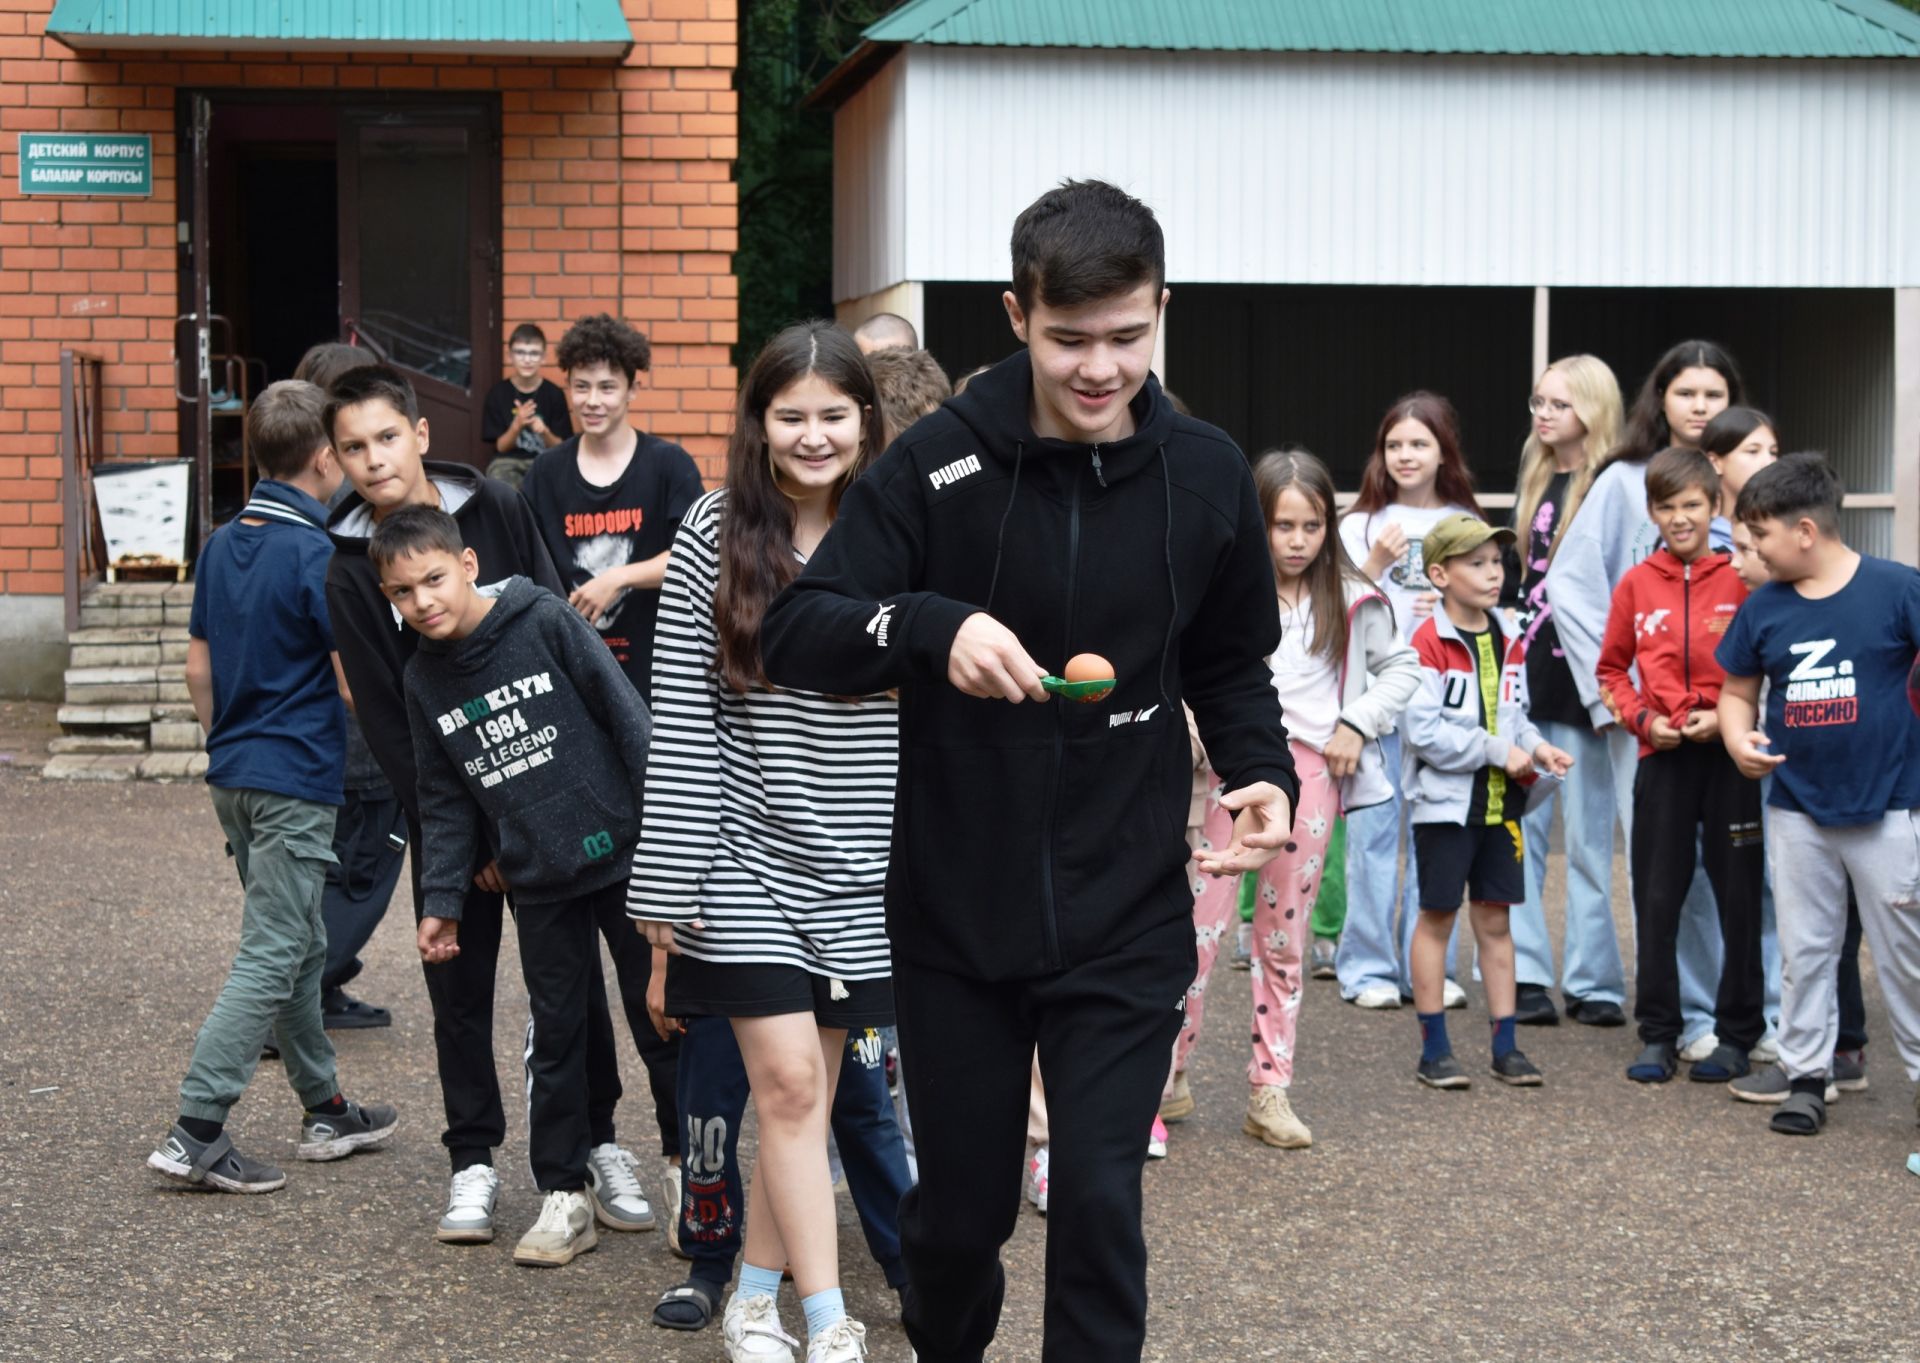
[326,461,563,825]
[760,350,1296,981]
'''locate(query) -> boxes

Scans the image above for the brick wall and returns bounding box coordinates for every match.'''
[0,0,739,599]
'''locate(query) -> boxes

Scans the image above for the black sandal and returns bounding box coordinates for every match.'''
[1770,1089,1827,1136]
[651,1279,721,1331]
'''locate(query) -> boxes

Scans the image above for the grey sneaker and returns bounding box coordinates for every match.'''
[1491,1049,1544,1086]
[296,1099,398,1161]
[513,1189,598,1267]
[1308,938,1337,979]
[437,1164,500,1244]
[1729,1066,1838,1105]
[586,1143,656,1231]
[147,1124,286,1194]
[1833,1049,1869,1093]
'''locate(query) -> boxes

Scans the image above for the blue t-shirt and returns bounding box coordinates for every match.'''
[188,481,345,805]
[1715,554,1920,827]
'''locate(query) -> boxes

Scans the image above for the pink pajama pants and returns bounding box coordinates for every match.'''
[1172,743,1336,1089]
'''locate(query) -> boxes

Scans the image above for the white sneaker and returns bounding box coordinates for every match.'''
[1680,1033,1720,1063]
[513,1189,598,1267]
[1023,1144,1049,1216]
[807,1318,868,1362]
[585,1143,656,1231]
[1442,979,1468,1010]
[663,1161,687,1258]
[1353,983,1402,1010]
[723,1292,799,1363]
[435,1164,500,1243]
[1750,1031,1781,1064]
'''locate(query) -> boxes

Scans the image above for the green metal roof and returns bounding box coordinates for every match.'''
[45,0,635,56]
[861,0,1920,59]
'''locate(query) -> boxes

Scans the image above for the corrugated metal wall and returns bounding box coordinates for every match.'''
[832,56,909,305]
[834,47,1920,299]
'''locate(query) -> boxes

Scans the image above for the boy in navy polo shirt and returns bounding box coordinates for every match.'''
[1717,453,1920,1138]
[147,381,397,1193]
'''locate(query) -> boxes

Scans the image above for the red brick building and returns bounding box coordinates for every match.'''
[0,0,740,695]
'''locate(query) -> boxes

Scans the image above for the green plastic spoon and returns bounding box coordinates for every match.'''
[1040,675,1117,703]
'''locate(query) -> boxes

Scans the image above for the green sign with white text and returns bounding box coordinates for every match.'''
[18,133,152,197]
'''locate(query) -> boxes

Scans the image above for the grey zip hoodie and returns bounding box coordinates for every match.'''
[406,576,652,919]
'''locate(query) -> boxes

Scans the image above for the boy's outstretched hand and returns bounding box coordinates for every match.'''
[1730,728,1786,780]
[1532,742,1575,777]
[1192,782,1293,876]
[418,916,460,964]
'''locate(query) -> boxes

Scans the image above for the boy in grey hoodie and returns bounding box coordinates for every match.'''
[372,505,653,1270]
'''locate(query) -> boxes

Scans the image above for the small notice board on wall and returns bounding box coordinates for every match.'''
[17,133,153,197]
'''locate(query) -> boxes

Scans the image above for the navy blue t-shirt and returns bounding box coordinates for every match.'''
[1715,554,1920,827]
[188,481,345,805]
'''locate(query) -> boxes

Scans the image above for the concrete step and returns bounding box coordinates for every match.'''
[149,719,204,752]
[63,665,161,705]
[42,753,143,781]
[137,751,208,781]
[47,734,149,756]
[57,703,155,730]
[67,626,191,669]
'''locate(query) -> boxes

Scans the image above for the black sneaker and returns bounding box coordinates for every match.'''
[1514,984,1559,1026]
[322,989,392,1030]
[296,1099,399,1162]
[1567,997,1628,1027]
[1688,1043,1751,1083]
[1492,1049,1544,1086]
[147,1123,286,1194]
[1416,1054,1472,1089]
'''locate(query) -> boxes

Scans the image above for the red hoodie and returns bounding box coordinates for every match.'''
[1597,548,1747,758]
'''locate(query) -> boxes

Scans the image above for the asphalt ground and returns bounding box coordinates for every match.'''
[3,759,1919,1362]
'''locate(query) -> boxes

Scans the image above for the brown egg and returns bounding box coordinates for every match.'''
[1063,652,1115,683]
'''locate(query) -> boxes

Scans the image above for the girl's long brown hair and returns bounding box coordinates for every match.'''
[1253,447,1371,665]
[1348,390,1483,520]
[713,321,883,693]
[1602,339,1744,471]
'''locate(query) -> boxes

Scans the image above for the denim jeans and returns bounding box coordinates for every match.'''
[1508,720,1626,1004]
[1335,731,1457,998]
[1607,726,1722,1046]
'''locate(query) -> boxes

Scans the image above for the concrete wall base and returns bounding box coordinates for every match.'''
[0,595,66,700]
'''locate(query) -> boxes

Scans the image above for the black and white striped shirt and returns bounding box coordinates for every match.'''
[626,489,897,979]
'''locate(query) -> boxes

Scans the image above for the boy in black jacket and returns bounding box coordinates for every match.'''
[324,366,661,1247]
[372,505,651,1266]
[760,181,1297,1362]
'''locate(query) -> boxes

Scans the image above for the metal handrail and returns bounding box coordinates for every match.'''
[59,348,107,634]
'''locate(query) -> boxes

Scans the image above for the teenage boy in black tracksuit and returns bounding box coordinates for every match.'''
[761,181,1297,1362]
[323,365,663,1244]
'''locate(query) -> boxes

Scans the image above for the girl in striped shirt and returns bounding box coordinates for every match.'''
[630,321,893,1363]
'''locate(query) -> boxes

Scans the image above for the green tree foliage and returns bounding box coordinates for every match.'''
[735,0,897,368]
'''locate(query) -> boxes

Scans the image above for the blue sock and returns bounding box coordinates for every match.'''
[737,1262,783,1303]
[1491,1015,1517,1059]
[802,1286,846,1338]
[1418,1010,1450,1063]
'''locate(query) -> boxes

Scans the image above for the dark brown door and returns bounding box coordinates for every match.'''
[337,106,497,467]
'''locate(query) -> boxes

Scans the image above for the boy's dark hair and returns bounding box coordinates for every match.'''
[509,322,547,349]
[292,341,374,392]
[324,364,420,440]
[369,504,465,576]
[867,347,951,445]
[248,380,329,481]
[556,312,651,382]
[1735,452,1843,536]
[1010,179,1165,314]
[1645,446,1720,509]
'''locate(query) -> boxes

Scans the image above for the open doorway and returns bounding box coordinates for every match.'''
[179,94,499,527]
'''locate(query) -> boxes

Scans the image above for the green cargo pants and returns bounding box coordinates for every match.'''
[178,787,341,1122]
